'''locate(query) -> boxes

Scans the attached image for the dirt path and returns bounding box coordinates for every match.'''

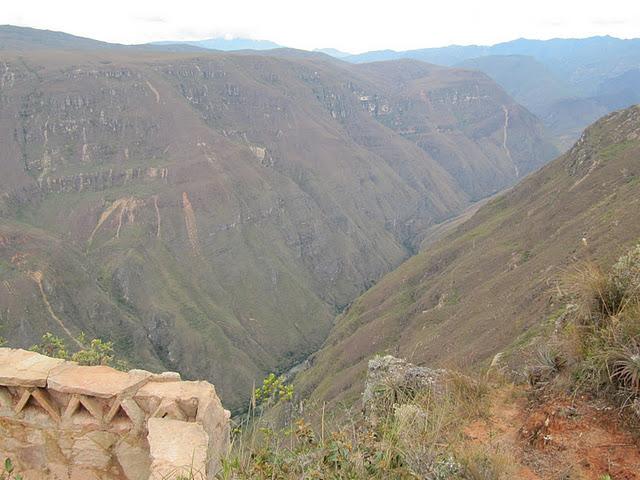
[153,195,162,238]
[464,385,640,479]
[29,271,83,349]
[502,105,519,178]
[145,80,161,104]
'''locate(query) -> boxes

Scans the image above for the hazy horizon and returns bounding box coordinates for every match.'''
[1,0,639,54]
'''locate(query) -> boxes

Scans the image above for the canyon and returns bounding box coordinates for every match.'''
[0,26,556,411]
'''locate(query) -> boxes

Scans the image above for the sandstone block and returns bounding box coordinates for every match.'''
[135,380,215,419]
[115,437,151,480]
[0,349,66,387]
[47,365,151,399]
[147,417,208,479]
[71,431,117,469]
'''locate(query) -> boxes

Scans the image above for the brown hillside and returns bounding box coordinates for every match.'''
[0,40,555,410]
[296,105,640,405]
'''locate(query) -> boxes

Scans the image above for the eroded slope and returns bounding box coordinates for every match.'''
[297,105,640,405]
[0,47,555,410]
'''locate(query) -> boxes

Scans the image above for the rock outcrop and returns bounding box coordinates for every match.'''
[362,355,446,419]
[0,348,230,479]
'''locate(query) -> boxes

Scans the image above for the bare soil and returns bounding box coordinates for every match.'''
[465,385,640,479]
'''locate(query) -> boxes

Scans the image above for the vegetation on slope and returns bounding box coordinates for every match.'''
[294,105,640,408]
[219,242,640,479]
[0,37,555,410]
[527,243,640,414]
[28,332,127,369]
[218,368,506,479]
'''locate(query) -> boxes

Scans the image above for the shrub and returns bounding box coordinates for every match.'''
[527,346,566,389]
[609,340,640,395]
[29,332,126,370]
[218,369,495,480]
[610,244,640,306]
[70,334,117,367]
[30,332,69,359]
[551,242,640,408]
[254,373,294,407]
[1,459,22,480]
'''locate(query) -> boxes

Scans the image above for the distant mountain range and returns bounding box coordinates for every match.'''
[5,26,635,149]
[313,48,353,58]
[345,37,640,149]
[151,37,282,51]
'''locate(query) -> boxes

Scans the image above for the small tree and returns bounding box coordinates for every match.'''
[254,373,294,407]
[30,332,69,359]
[70,333,115,366]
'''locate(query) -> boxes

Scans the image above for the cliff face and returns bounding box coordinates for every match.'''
[0,347,230,479]
[0,46,556,410]
[295,105,640,405]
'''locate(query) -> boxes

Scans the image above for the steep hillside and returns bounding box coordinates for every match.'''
[0,40,555,410]
[596,69,640,111]
[348,37,640,149]
[353,60,557,199]
[456,55,571,117]
[296,105,640,405]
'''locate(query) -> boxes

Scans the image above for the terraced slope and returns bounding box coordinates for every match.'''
[296,105,640,405]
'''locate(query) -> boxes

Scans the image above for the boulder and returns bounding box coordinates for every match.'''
[115,437,151,480]
[362,355,446,416]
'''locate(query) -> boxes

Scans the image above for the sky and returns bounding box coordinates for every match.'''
[2,0,639,53]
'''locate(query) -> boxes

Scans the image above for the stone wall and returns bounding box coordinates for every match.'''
[0,348,230,479]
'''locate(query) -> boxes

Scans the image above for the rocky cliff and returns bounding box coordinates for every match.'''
[0,40,556,410]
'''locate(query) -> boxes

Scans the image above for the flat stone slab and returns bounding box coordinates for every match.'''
[0,348,66,387]
[135,380,216,402]
[147,417,208,479]
[47,365,151,398]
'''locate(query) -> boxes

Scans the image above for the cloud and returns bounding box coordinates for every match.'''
[1,0,639,52]
[133,15,168,24]
[592,18,628,26]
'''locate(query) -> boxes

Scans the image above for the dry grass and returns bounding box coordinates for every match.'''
[529,243,640,412]
[216,370,502,479]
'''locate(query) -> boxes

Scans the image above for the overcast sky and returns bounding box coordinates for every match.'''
[2,0,639,53]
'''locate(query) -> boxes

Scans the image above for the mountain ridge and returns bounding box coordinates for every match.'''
[346,36,640,149]
[0,31,556,410]
[294,104,640,405]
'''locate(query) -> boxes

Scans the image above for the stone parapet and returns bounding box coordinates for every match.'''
[0,348,230,479]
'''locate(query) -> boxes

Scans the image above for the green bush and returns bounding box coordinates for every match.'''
[1,458,22,480]
[254,373,294,407]
[29,332,127,370]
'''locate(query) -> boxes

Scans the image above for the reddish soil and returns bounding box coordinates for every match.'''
[464,385,640,479]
